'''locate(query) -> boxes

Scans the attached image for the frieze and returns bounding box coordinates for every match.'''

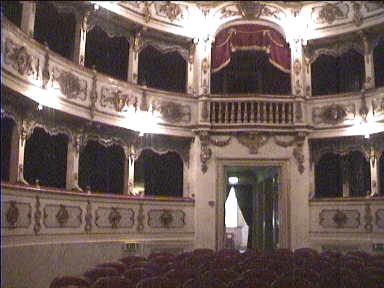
[236,132,270,154]
[312,103,355,125]
[311,2,349,25]
[4,38,39,80]
[155,2,184,22]
[152,101,191,123]
[95,207,134,229]
[52,69,88,101]
[100,87,138,113]
[43,204,82,228]
[147,209,185,228]
[1,201,32,229]
[319,209,360,229]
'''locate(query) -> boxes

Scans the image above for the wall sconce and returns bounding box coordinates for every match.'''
[192,37,199,45]
[93,4,99,10]
[37,103,43,111]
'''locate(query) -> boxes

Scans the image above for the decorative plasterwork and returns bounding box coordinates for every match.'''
[84,200,92,233]
[89,70,98,119]
[273,133,306,174]
[232,1,284,20]
[152,100,191,123]
[148,209,185,228]
[87,13,132,40]
[311,2,349,25]
[155,2,184,22]
[352,2,363,27]
[236,132,269,154]
[43,204,82,228]
[364,204,373,232]
[52,69,88,101]
[100,87,138,112]
[376,208,384,229]
[372,96,384,116]
[95,207,134,229]
[137,203,145,233]
[33,196,42,235]
[1,201,32,229]
[312,103,355,125]
[4,39,39,80]
[319,209,360,229]
[140,38,189,61]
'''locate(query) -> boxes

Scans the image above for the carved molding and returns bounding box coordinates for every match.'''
[197,132,230,173]
[137,203,145,233]
[312,2,349,25]
[155,2,184,22]
[319,209,360,229]
[376,208,384,229]
[152,101,191,123]
[33,196,42,235]
[84,200,92,233]
[312,103,355,125]
[364,203,373,232]
[2,201,32,229]
[352,2,363,27]
[274,134,306,174]
[95,207,134,229]
[236,132,269,154]
[90,71,98,119]
[43,204,82,228]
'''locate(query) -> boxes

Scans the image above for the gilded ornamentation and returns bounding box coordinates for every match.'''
[201,58,209,75]
[108,207,122,229]
[188,43,195,66]
[359,90,369,122]
[316,3,344,24]
[84,200,92,233]
[137,203,145,233]
[352,2,363,27]
[55,71,87,101]
[89,69,98,119]
[56,205,69,227]
[199,131,212,174]
[4,39,39,80]
[312,104,356,125]
[100,87,135,112]
[372,97,384,116]
[42,49,51,89]
[143,2,152,23]
[6,201,19,228]
[33,196,42,235]
[209,136,232,147]
[220,6,241,19]
[158,101,191,123]
[295,79,302,95]
[237,1,265,19]
[158,2,183,22]
[364,204,373,232]
[160,209,174,228]
[293,59,301,76]
[293,143,305,174]
[236,132,269,154]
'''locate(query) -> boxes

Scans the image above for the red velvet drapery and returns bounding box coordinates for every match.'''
[211,24,291,74]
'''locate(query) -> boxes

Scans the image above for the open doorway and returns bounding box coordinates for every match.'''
[225,166,279,251]
[216,159,290,251]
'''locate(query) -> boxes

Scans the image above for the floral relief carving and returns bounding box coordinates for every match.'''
[364,204,373,232]
[202,58,210,75]
[293,59,301,76]
[89,71,98,119]
[220,6,241,19]
[319,209,360,229]
[142,1,153,23]
[56,205,69,227]
[108,207,122,229]
[137,203,145,233]
[315,3,346,25]
[352,2,363,27]
[153,101,191,123]
[198,131,212,174]
[100,87,137,112]
[148,209,185,228]
[4,39,39,80]
[5,201,19,229]
[376,209,384,229]
[2,201,31,229]
[53,70,88,101]
[236,132,269,154]
[160,209,173,228]
[43,204,82,228]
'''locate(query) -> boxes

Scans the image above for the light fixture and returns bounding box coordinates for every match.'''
[228,176,239,185]
[37,103,43,111]
[364,133,370,139]
[93,4,99,10]
[192,37,199,44]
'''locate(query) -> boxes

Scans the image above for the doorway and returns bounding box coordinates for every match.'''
[216,159,290,251]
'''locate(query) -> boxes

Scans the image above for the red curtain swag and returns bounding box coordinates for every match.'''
[211,24,291,74]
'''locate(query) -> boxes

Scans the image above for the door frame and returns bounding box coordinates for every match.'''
[216,158,291,250]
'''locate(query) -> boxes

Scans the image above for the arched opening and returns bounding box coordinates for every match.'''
[347,151,371,197]
[315,152,343,198]
[78,140,125,194]
[24,127,68,188]
[138,45,186,93]
[311,50,365,96]
[1,1,22,27]
[134,149,183,197]
[373,39,384,88]
[85,25,129,81]
[211,50,290,94]
[1,117,16,182]
[34,2,76,60]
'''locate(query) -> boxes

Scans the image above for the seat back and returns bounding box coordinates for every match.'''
[83,267,119,284]
[90,276,135,288]
[50,276,90,288]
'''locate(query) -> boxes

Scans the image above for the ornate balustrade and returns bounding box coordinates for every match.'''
[1,182,194,245]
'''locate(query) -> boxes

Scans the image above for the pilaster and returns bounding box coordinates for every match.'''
[127,33,140,84]
[123,144,135,195]
[9,120,28,185]
[66,134,82,191]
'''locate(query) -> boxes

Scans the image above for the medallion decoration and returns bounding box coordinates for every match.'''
[236,132,269,154]
[364,204,373,232]
[4,39,39,80]
[95,207,134,229]
[5,201,19,228]
[148,209,185,228]
[53,70,88,101]
[108,207,122,229]
[319,209,360,229]
[293,144,305,174]
[1,201,31,229]
[43,204,82,228]
[157,101,191,123]
[100,87,137,112]
[56,205,69,227]
[198,131,212,174]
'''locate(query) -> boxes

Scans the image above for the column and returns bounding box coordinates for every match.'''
[66,134,82,191]
[123,144,135,195]
[127,32,141,84]
[20,1,36,36]
[194,35,213,96]
[9,120,29,185]
[73,9,91,66]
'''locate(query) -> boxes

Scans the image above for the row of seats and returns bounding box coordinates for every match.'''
[50,248,384,288]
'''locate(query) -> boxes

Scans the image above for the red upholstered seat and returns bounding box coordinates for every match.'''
[201,268,239,285]
[90,276,135,288]
[136,276,166,288]
[83,267,120,284]
[50,276,90,288]
[241,268,279,286]
[95,262,126,275]
[124,267,157,285]
[271,276,313,288]
[118,256,146,267]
